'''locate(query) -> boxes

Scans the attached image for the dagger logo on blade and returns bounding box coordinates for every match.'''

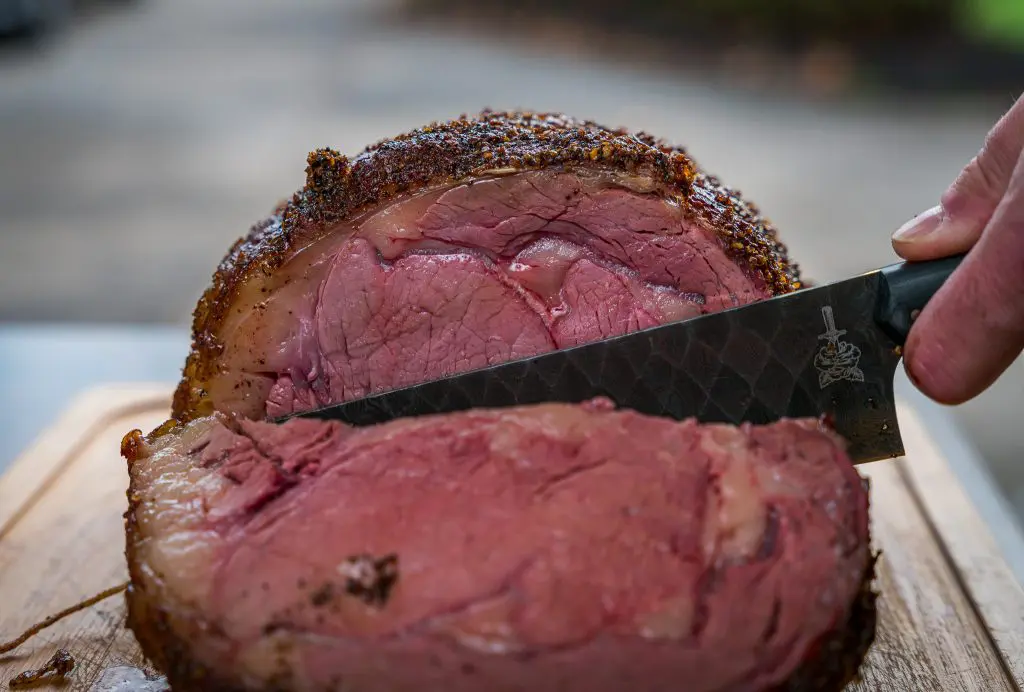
[814,306,865,389]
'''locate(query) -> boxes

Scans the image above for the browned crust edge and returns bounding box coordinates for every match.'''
[774,555,878,692]
[771,475,877,692]
[169,109,804,423]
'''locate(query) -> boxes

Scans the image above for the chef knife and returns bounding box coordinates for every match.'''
[280,254,965,464]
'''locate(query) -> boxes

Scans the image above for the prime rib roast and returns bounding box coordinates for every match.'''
[122,111,876,691]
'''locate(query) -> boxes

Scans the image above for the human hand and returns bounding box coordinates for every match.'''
[892,94,1024,405]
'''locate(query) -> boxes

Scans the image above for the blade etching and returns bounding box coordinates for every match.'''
[815,306,866,388]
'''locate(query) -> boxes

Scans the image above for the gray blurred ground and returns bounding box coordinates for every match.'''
[0,0,1021,508]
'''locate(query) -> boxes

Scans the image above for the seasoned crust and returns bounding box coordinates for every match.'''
[170,110,804,422]
[778,559,877,692]
[771,473,877,692]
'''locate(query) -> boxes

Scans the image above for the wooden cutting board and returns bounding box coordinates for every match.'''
[2,385,1024,691]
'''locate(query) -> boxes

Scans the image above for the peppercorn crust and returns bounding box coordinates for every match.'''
[170,110,803,422]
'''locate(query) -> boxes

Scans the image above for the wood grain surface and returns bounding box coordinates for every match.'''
[1,387,1022,691]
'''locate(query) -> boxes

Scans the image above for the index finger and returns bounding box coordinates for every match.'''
[894,93,1024,262]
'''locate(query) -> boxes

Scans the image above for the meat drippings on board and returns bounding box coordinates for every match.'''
[88,666,169,692]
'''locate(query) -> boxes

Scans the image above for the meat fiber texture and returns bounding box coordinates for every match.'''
[168,111,800,423]
[123,111,875,691]
[124,400,873,692]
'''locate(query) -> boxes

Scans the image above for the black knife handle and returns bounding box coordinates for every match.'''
[874,253,966,344]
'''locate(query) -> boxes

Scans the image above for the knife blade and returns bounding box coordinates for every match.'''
[280,254,964,464]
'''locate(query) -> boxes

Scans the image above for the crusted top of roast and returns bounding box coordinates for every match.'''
[172,110,802,421]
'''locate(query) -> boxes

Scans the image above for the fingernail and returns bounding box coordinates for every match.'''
[893,205,944,242]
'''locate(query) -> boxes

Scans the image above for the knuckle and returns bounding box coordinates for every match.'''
[942,157,998,218]
[944,108,1024,216]
[981,128,1019,182]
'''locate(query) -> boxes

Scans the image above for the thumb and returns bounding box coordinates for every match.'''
[902,145,1024,405]
[893,93,1024,261]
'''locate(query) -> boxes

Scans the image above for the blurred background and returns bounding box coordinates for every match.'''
[0,0,1021,513]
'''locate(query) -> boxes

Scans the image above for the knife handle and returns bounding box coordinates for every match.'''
[874,253,966,344]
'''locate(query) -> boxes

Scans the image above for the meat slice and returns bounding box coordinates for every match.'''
[123,400,873,692]
[171,111,802,423]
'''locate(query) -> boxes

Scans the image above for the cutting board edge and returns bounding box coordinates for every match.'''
[0,383,172,536]
[894,404,1024,686]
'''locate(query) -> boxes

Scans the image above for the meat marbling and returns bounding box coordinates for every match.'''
[124,111,874,691]
[169,111,800,423]
[124,400,873,692]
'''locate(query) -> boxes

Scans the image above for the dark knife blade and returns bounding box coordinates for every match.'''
[280,254,964,464]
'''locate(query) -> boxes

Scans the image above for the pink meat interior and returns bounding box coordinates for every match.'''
[208,169,772,419]
[133,401,868,691]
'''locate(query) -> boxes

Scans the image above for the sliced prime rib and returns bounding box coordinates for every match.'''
[124,400,873,692]
[169,110,801,423]
[124,111,874,691]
